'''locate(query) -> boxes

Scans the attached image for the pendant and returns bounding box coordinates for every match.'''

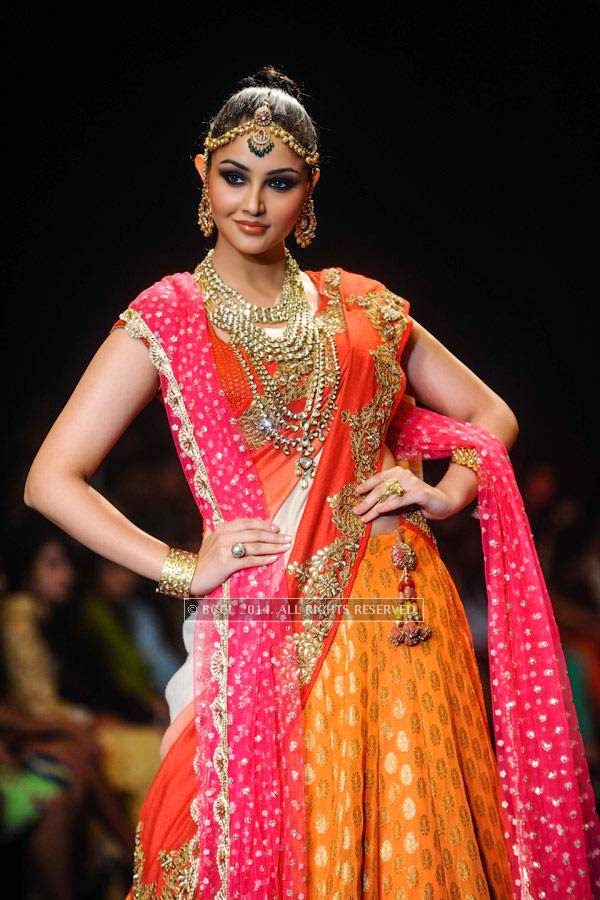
[296,451,316,489]
[389,537,432,646]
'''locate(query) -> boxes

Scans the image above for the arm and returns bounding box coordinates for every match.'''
[24,327,174,583]
[401,317,519,516]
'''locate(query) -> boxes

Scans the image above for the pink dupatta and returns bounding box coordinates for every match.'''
[388,404,600,898]
[116,271,600,898]
[117,273,308,898]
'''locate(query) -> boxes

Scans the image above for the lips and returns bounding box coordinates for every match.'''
[234,220,268,231]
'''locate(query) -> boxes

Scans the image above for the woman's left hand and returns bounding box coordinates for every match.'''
[352,466,456,522]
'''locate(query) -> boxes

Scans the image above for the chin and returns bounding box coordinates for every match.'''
[223,226,284,255]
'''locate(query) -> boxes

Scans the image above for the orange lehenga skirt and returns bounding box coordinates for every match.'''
[126,519,513,899]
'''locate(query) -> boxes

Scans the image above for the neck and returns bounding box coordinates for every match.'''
[209,237,289,306]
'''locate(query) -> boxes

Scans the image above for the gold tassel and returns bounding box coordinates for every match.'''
[389,537,432,646]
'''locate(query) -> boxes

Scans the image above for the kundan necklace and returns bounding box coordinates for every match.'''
[193,248,341,489]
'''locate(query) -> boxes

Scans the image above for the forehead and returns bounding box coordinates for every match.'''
[210,132,306,172]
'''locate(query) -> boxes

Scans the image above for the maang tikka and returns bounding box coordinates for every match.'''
[199,91,320,246]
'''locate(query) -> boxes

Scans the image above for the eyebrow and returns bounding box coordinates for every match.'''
[218,158,300,175]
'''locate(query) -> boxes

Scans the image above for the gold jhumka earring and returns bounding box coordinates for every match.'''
[200,91,320,245]
[197,158,214,237]
[294,187,317,248]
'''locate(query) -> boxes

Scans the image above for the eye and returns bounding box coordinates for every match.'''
[221,171,245,186]
[269,178,295,192]
[219,171,296,192]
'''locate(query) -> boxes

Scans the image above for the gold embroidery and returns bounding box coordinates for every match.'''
[288,271,411,687]
[289,530,361,688]
[342,344,404,484]
[397,509,438,547]
[118,305,230,898]
[314,290,346,337]
[132,820,200,899]
[344,287,408,343]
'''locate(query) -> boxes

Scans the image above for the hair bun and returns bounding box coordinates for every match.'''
[237,65,302,102]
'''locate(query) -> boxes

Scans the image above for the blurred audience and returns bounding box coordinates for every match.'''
[0,515,171,898]
[71,558,176,723]
[0,519,136,897]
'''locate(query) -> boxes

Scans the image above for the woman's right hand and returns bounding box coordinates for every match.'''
[189,518,293,597]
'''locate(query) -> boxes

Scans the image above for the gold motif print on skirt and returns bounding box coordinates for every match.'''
[302,520,514,899]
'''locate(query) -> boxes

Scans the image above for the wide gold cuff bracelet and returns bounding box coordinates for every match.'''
[156,547,199,600]
[450,447,479,474]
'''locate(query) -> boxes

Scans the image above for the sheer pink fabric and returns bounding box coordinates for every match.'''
[388,404,600,898]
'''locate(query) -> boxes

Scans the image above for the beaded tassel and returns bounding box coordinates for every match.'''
[389,537,432,646]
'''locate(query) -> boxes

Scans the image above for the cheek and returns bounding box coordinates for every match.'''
[270,192,306,224]
[209,182,239,215]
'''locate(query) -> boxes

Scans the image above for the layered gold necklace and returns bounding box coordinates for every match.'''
[193,248,341,489]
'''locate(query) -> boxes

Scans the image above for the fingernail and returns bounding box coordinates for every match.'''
[271,524,280,531]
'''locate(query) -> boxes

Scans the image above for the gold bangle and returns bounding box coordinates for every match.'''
[156,547,199,600]
[450,447,479,474]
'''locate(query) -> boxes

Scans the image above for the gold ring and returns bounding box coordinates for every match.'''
[377,479,406,504]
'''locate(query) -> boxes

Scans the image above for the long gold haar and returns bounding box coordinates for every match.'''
[193,248,341,488]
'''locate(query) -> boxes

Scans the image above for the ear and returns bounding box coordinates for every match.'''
[194,153,207,182]
[309,166,320,191]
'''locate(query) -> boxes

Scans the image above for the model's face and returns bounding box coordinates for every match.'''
[197,133,314,254]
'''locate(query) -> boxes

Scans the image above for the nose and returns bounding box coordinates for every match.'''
[242,181,266,217]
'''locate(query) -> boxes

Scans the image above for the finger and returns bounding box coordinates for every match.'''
[225,538,292,557]
[357,485,418,519]
[236,552,284,568]
[231,529,293,548]
[359,494,414,522]
[220,518,280,532]
[353,481,403,513]
[354,473,388,494]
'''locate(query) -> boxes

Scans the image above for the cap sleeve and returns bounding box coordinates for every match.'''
[373,278,412,361]
[107,274,183,400]
[107,275,180,342]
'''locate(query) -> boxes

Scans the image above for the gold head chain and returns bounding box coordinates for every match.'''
[203,89,320,168]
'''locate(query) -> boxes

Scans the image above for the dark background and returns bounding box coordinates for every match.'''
[4,3,598,507]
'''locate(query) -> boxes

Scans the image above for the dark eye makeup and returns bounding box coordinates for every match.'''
[219,170,296,192]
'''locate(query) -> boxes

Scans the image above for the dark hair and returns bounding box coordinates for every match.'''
[202,65,319,174]
[1,511,75,594]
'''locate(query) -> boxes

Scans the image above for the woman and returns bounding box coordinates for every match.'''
[24,66,600,898]
[0,519,136,896]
